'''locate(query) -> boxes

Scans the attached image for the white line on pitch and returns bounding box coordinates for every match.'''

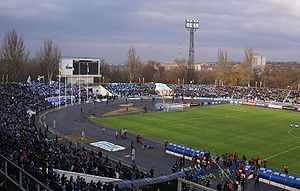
[265,145,300,160]
[288,128,300,139]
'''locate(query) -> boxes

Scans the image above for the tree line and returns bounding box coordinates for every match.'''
[106,47,300,90]
[0,29,61,83]
[1,29,299,90]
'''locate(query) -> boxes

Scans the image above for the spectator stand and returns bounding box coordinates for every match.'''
[3,82,300,191]
[0,154,51,191]
[37,108,151,177]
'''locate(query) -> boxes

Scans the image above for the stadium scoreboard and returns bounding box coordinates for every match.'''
[59,57,101,84]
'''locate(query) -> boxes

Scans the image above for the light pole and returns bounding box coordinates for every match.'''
[185,19,199,84]
[86,63,89,102]
[58,63,61,109]
[53,120,56,132]
[64,69,67,107]
[71,67,74,106]
[79,62,81,104]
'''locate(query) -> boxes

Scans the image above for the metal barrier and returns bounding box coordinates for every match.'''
[0,154,52,191]
[177,178,217,191]
[54,169,121,183]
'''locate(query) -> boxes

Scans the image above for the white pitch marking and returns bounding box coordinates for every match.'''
[265,145,300,160]
[288,128,300,139]
[265,129,300,160]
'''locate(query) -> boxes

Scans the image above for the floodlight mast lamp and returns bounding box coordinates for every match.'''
[185,19,199,83]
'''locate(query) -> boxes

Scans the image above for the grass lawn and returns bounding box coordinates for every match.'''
[92,104,300,175]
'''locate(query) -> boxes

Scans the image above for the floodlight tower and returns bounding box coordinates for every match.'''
[185,19,199,83]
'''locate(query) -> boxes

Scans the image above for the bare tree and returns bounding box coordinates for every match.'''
[125,46,140,83]
[0,29,29,82]
[215,49,231,86]
[197,70,215,84]
[227,65,242,86]
[175,58,188,83]
[110,65,127,82]
[140,60,157,83]
[100,59,112,83]
[240,48,254,86]
[37,40,61,83]
[24,58,43,82]
[153,61,166,83]
[164,59,188,84]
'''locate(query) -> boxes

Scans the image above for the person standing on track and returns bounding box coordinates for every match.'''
[150,167,154,177]
[255,174,259,187]
[115,130,118,139]
[284,164,289,174]
[131,140,134,150]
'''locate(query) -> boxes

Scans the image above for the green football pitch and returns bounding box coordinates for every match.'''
[93,104,300,175]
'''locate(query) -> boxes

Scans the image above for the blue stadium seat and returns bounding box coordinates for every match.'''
[166,143,208,159]
[176,146,185,155]
[190,148,196,157]
[166,144,175,151]
[258,167,300,189]
[285,175,296,188]
[244,165,253,173]
[295,178,300,189]
[258,168,273,180]
[270,172,285,184]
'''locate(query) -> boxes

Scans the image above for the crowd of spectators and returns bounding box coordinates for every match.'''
[182,152,266,191]
[29,81,88,103]
[103,83,298,103]
[0,83,147,191]
[106,83,156,98]
[169,84,290,103]
[28,81,117,105]
[28,81,299,105]
[286,90,300,104]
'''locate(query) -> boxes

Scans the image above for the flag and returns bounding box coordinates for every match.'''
[37,75,44,82]
[58,62,63,75]
[59,68,63,75]
[27,76,31,84]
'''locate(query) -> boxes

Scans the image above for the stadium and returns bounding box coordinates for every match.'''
[1,1,300,191]
[1,80,300,191]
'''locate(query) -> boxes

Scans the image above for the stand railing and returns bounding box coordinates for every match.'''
[0,154,52,191]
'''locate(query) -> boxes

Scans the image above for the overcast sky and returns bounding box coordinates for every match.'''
[1,0,300,64]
